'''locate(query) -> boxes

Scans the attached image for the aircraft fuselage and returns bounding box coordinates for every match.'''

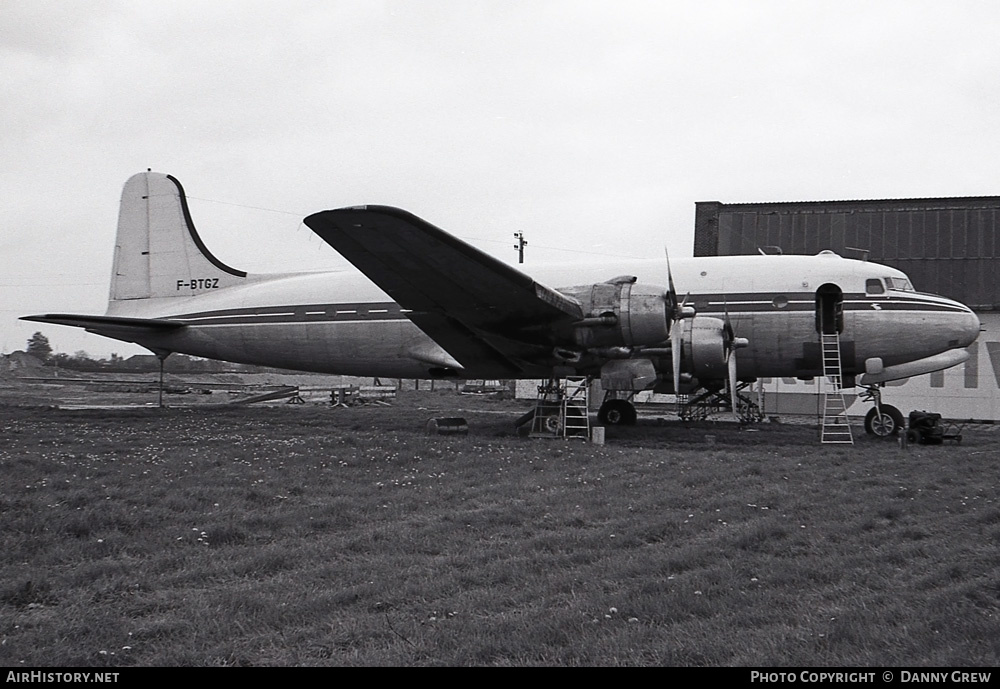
[103,253,980,381]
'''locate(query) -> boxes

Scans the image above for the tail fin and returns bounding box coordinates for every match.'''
[109,172,247,301]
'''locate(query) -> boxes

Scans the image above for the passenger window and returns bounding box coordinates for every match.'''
[866,278,885,295]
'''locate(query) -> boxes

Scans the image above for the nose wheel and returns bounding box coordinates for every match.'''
[864,405,903,436]
[859,385,903,437]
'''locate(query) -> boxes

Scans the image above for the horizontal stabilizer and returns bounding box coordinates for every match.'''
[21,313,185,333]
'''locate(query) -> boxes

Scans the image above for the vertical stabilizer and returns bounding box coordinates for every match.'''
[109,172,247,301]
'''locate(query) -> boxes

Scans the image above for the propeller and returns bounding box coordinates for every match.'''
[663,250,750,414]
[665,249,695,393]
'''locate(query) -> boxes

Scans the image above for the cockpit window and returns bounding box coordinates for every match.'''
[865,278,885,295]
[885,277,914,291]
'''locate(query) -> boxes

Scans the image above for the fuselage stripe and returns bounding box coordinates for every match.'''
[163,292,968,327]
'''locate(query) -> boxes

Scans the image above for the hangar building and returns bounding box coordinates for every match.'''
[694,196,1000,420]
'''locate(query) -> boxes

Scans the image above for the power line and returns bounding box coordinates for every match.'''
[0,281,105,287]
[185,195,307,216]
[463,235,647,260]
[152,194,654,260]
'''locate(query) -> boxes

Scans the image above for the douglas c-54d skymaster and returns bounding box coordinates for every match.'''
[24,172,981,436]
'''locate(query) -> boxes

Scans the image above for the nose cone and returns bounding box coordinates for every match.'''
[958,308,981,348]
[945,299,981,349]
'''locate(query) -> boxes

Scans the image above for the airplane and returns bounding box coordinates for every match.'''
[23,171,981,436]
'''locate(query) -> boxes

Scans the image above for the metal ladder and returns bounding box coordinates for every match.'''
[530,377,591,439]
[820,333,854,444]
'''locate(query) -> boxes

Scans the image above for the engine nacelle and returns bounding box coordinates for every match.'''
[683,316,729,380]
[560,277,670,348]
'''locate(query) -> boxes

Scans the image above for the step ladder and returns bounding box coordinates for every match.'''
[820,333,854,444]
[676,385,764,423]
[530,377,591,439]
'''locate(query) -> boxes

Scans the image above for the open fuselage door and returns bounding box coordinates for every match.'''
[815,283,844,336]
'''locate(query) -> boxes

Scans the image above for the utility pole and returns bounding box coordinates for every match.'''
[513,231,527,264]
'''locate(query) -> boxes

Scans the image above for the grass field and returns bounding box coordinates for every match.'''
[1,394,998,666]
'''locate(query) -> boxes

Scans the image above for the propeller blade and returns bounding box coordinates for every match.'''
[728,347,739,421]
[664,247,678,314]
[723,295,744,421]
[672,324,682,394]
[664,247,695,393]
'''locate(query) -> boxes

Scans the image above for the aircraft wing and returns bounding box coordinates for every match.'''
[303,206,584,373]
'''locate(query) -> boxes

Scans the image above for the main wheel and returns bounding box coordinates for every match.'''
[864,405,904,437]
[598,399,637,426]
[541,413,562,434]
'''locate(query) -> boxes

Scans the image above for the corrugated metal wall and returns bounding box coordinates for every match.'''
[694,198,1000,310]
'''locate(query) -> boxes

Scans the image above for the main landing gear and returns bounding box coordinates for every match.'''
[858,385,903,437]
[596,384,767,426]
[598,397,637,426]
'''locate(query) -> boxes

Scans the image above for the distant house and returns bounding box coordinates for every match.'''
[122,354,160,371]
[1,351,45,373]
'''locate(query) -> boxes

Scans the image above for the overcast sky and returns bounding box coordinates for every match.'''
[4,0,1000,357]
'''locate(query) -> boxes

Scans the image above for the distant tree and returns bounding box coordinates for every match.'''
[67,351,99,371]
[26,332,52,361]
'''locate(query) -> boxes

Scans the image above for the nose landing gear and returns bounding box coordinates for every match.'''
[859,385,903,437]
